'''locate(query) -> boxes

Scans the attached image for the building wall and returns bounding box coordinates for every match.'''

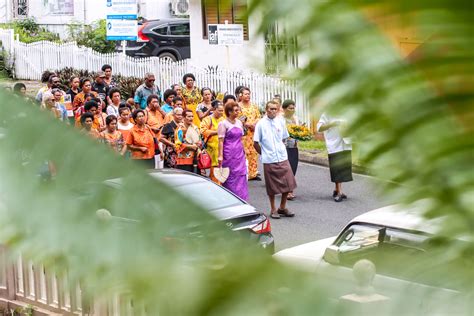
[188,0,265,71]
[0,0,172,38]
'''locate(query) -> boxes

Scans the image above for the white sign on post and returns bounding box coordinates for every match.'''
[106,0,138,18]
[106,19,138,41]
[208,24,244,46]
[106,0,138,41]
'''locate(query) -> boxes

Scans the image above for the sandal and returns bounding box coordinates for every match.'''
[287,193,296,201]
[277,208,295,217]
[270,212,281,219]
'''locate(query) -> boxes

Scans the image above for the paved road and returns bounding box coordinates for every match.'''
[248,162,388,252]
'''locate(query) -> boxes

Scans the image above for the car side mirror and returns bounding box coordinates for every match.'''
[323,245,340,264]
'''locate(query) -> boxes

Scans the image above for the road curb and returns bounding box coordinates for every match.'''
[299,151,329,167]
[299,150,370,175]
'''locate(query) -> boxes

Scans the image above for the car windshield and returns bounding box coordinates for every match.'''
[333,224,469,290]
[173,181,243,211]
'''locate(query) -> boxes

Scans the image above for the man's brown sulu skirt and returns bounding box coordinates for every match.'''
[263,160,297,196]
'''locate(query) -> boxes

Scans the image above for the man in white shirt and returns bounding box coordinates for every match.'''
[317,112,353,202]
[254,100,297,219]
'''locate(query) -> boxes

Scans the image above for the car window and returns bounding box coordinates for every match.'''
[170,23,190,36]
[153,26,168,35]
[173,181,243,210]
[331,224,470,289]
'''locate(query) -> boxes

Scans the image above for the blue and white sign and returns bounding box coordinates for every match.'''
[106,0,138,41]
[106,0,138,19]
[106,19,138,41]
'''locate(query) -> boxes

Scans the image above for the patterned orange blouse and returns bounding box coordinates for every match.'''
[100,130,124,153]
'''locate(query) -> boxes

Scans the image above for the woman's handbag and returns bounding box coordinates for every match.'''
[197,149,212,170]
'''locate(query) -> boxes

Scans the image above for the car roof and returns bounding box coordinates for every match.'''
[350,203,441,235]
[147,169,208,187]
[143,18,189,25]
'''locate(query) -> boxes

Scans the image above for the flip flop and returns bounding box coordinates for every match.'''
[270,212,281,219]
[278,208,295,217]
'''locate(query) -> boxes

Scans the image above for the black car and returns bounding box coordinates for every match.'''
[104,169,275,253]
[118,18,190,61]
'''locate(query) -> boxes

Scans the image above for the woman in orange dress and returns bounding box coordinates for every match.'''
[181,73,202,127]
[100,115,126,155]
[238,87,262,180]
[126,109,157,169]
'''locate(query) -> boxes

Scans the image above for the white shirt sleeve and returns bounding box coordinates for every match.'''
[281,118,289,139]
[253,121,261,143]
[106,106,112,116]
[317,113,329,133]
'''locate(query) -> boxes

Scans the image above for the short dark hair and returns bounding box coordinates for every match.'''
[109,88,121,99]
[80,78,91,89]
[13,82,26,93]
[147,94,160,105]
[101,64,112,72]
[282,99,295,109]
[211,100,222,108]
[224,101,239,117]
[48,74,59,84]
[84,100,98,111]
[201,87,212,96]
[223,94,236,104]
[182,73,196,84]
[41,71,53,83]
[172,96,183,104]
[234,85,245,96]
[183,109,193,117]
[105,115,117,126]
[80,112,94,126]
[240,87,250,94]
[132,109,145,121]
[119,106,130,115]
[163,89,177,101]
[51,88,62,95]
[265,100,279,109]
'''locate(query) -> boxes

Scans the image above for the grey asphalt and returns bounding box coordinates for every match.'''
[248,162,388,252]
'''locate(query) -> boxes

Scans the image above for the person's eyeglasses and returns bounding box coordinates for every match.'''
[148,79,155,82]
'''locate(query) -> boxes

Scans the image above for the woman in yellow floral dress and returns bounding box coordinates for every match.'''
[238,87,262,180]
[181,73,202,127]
[200,100,225,183]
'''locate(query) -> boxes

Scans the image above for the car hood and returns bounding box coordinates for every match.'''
[273,236,336,272]
[209,204,257,221]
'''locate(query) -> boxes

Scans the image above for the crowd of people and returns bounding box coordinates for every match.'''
[13,64,354,218]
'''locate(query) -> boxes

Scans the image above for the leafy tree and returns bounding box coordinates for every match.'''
[67,20,116,54]
[0,0,472,314]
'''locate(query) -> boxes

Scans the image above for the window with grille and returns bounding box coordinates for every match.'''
[201,0,249,40]
[14,0,28,18]
[264,22,298,74]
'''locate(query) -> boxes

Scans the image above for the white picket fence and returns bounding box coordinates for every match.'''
[0,29,311,125]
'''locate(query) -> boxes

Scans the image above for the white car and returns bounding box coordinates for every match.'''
[274,204,470,315]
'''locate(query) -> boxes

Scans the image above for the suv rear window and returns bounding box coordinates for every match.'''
[170,24,190,36]
[153,26,168,35]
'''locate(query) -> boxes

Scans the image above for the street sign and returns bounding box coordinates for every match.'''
[106,0,138,19]
[208,24,244,46]
[106,0,138,41]
[106,19,138,41]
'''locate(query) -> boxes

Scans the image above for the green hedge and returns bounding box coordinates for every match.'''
[0,18,116,54]
[0,18,60,43]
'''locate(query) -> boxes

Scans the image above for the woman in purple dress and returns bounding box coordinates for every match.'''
[217,101,249,201]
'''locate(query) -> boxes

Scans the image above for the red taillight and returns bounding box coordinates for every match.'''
[251,218,272,234]
[138,24,150,42]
